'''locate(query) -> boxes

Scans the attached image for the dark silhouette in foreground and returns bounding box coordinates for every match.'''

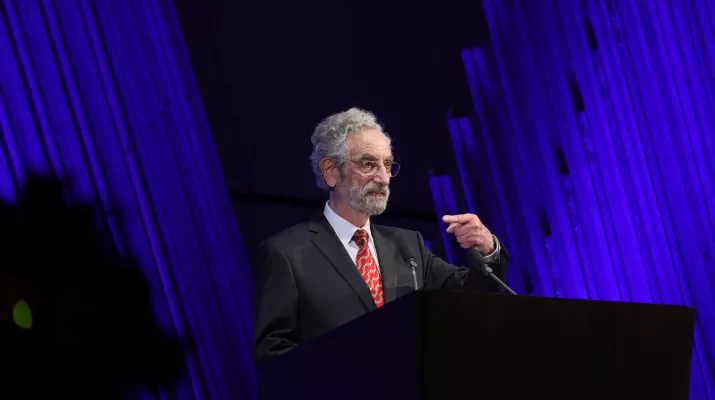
[0,176,185,399]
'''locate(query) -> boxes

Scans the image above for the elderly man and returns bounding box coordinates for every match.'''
[252,108,508,361]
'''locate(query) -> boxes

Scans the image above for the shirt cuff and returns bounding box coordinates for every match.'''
[481,234,501,263]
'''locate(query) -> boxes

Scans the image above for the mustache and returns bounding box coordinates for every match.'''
[362,183,389,194]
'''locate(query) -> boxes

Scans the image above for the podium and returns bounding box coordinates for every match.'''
[256,291,695,399]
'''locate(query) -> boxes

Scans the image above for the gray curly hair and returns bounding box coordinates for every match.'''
[310,108,391,191]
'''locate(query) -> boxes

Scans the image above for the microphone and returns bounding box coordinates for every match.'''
[466,248,517,295]
[406,257,420,291]
[398,242,420,291]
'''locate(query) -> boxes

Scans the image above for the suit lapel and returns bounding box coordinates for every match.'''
[308,214,377,311]
[371,224,399,304]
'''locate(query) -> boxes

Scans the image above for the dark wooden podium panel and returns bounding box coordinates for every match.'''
[256,291,695,400]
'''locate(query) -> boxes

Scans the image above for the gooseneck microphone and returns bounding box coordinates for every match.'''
[398,241,421,291]
[406,257,419,291]
[466,248,517,295]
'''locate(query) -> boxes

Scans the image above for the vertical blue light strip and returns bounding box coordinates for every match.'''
[428,173,454,264]
[446,116,475,214]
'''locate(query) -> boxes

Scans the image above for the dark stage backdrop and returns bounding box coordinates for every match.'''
[175,0,715,398]
[172,0,492,264]
[3,0,713,398]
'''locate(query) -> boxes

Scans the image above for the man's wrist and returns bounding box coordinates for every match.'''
[481,234,501,263]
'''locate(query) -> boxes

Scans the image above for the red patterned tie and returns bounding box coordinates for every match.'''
[352,229,384,308]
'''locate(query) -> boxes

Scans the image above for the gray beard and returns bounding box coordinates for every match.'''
[348,182,390,215]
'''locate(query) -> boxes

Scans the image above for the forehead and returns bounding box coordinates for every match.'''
[346,128,392,158]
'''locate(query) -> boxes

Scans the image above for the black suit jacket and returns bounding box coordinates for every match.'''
[252,213,508,362]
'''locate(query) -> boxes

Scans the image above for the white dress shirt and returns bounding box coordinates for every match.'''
[323,202,382,274]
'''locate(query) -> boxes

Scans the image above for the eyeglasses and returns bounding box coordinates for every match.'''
[349,159,401,177]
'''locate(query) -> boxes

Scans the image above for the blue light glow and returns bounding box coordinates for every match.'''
[451,1,715,397]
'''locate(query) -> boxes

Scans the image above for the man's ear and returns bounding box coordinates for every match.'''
[320,158,339,189]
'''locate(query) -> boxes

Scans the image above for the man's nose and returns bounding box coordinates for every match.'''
[373,165,390,185]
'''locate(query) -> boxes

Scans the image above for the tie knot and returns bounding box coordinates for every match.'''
[352,229,369,247]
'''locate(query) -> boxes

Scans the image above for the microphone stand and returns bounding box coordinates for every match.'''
[479,264,516,295]
[467,248,517,295]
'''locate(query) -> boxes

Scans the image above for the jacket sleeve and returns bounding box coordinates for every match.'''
[252,241,299,362]
[417,231,509,293]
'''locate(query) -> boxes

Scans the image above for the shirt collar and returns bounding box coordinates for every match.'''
[323,201,374,247]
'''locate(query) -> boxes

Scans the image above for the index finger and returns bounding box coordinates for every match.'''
[442,214,468,224]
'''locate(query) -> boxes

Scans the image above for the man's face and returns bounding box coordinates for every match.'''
[337,128,392,216]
